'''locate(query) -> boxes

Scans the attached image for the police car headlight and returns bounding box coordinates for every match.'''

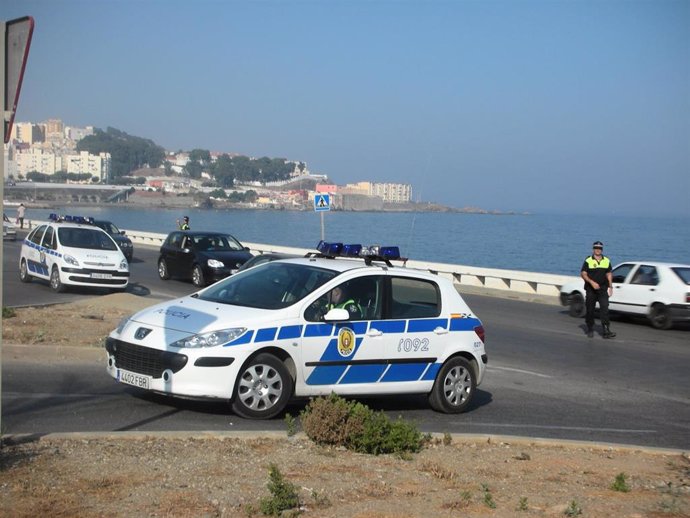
[119,259,128,270]
[64,254,79,267]
[115,316,131,335]
[169,327,247,348]
[207,259,225,268]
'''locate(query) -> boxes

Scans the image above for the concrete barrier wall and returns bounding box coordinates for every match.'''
[123,229,578,297]
[26,220,577,297]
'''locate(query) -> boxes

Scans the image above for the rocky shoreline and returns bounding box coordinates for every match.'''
[4,185,527,215]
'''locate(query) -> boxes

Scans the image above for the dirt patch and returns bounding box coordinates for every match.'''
[1,436,688,517]
[2,293,161,348]
[2,295,690,517]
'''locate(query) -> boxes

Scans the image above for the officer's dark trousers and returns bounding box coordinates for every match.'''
[585,288,610,329]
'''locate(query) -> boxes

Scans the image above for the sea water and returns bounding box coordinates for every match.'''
[24,206,690,276]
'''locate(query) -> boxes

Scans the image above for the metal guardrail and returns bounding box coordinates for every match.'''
[122,229,577,297]
[25,220,577,297]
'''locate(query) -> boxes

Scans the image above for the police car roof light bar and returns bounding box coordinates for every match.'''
[341,244,362,257]
[316,240,343,257]
[313,241,406,266]
[48,214,95,225]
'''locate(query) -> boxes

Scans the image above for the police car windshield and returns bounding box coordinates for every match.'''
[58,228,118,251]
[199,262,338,309]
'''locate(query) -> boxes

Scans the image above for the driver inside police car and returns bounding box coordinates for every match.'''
[326,285,363,320]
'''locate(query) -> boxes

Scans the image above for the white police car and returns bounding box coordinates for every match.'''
[19,214,130,292]
[106,242,487,419]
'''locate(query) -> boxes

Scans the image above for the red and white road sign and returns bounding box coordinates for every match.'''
[4,16,34,143]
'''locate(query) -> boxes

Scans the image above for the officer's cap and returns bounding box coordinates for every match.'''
[592,241,604,248]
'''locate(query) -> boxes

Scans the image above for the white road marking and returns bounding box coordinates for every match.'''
[459,422,656,434]
[487,366,552,379]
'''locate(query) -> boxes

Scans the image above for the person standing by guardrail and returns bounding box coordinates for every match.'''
[176,215,190,230]
[580,241,616,339]
[16,203,26,229]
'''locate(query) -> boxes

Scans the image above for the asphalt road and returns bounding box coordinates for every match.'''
[2,234,689,449]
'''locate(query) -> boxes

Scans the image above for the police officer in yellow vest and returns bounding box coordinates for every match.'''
[177,215,190,230]
[580,241,616,338]
[327,286,363,320]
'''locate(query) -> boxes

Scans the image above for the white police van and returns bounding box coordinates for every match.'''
[106,242,487,419]
[19,214,130,292]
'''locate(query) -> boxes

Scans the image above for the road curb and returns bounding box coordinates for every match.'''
[2,431,686,457]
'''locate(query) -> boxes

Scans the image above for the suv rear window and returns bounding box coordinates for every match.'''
[671,267,690,285]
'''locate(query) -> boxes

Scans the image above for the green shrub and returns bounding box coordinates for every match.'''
[610,472,631,492]
[259,464,300,516]
[2,307,16,318]
[284,413,297,437]
[300,393,425,455]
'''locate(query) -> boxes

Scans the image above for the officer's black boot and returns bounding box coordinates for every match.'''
[586,327,594,338]
[603,324,616,339]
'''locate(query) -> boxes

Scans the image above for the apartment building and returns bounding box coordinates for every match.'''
[370,182,412,203]
[14,148,64,176]
[341,181,412,203]
[65,151,111,181]
[13,148,111,181]
[10,122,44,145]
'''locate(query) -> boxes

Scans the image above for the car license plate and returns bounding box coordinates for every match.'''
[92,272,112,279]
[117,369,151,389]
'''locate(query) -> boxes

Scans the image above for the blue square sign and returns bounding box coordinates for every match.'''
[314,194,331,212]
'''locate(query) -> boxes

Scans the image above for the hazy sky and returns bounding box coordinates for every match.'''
[4,0,689,215]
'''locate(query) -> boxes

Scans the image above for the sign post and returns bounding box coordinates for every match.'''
[1,15,35,436]
[313,193,331,241]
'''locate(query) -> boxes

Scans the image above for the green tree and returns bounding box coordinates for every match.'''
[209,188,227,198]
[184,160,203,179]
[189,149,211,164]
[77,127,165,180]
[27,171,49,182]
[210,153,235,187]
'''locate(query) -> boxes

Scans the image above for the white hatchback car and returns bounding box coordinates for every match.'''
[560,261,690,329]
[19,214,130,292]
[3,213,17,241]
[106,242,487,419]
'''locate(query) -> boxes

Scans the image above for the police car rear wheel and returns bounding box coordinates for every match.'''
[231,354,293,420]
[428,357,476,414]
[50,266,66,293]
[158,258,170,280]
[192,265,205,287]
[19,259,32,283]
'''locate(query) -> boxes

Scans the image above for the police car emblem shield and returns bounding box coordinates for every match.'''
[337,327,355,357]
[135,327,152,340]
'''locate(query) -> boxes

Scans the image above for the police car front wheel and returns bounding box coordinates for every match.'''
[19,259,32,283]
[428,357,477,414]
[50,266,66,293]
[231,354,293,420]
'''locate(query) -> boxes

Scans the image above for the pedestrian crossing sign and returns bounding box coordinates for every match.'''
[314,194,331,212]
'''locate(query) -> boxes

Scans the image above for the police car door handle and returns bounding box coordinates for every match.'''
[434,327,448,335]
[367,328,383,337]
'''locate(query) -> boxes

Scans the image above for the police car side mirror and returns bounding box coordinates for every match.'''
[324,308,350,322]
[120,230,126,235]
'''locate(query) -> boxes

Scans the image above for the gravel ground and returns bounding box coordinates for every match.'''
[2,294,689,517]
[1,434,689,517]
